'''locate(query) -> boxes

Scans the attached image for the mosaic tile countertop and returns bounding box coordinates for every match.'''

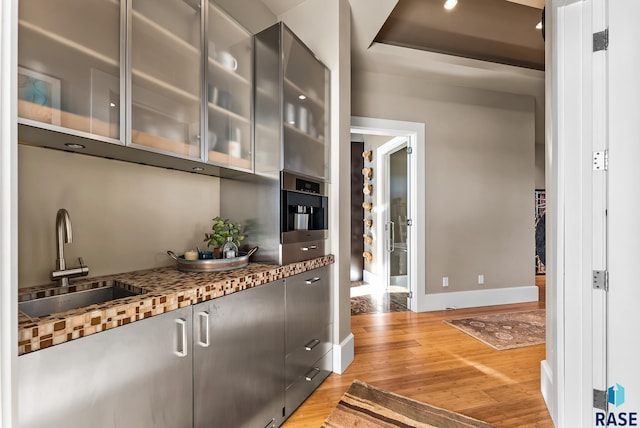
[18,255,334,355]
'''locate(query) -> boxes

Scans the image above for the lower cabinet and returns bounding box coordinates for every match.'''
[284,265,333,418]
[18,271,332,428]
[18,306,194,428]
[193,279,285,428]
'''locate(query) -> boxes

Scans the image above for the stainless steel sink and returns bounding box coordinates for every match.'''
[19,282,147,318]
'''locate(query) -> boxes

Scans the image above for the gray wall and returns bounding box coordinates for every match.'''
[352,70,535,294]
[18,145,220,288]
[535,143,545,189]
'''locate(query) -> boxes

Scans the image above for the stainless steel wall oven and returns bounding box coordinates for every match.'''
[281,171,328,264]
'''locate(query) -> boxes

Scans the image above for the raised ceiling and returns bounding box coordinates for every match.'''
[374,0,545,70]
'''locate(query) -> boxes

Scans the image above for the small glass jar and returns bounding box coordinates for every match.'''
[221,237,238,259]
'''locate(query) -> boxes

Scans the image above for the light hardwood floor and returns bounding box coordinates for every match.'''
[283,276,552,427]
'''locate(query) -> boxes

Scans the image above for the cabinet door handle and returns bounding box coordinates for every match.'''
[304,367,320,382]
[305,339,320,351]
[263,418,276,428]
[196,311,210,348]
[175,318,188,357]
[305,277,321,285]
[301,245,318,252]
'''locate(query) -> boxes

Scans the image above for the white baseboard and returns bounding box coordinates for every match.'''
[540,360,556,425]
[417,285,539,312]
[333,333,354,374]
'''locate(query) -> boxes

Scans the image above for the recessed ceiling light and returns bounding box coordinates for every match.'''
[64,143,85,149]
[192,167,204,172]
[110,102,116,107]
[536,21,543,30]
[444,0,457,10]
[298,94,307,100]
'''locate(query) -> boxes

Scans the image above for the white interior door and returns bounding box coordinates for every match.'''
[605,0,640,417]
[378,137,411,308]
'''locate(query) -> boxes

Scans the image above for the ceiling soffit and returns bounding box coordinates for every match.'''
[374,0,545,71]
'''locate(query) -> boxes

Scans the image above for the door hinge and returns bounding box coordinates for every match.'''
[594,388,608,411]
[406,146,413,154]
[593,151,609,171]
[406,218,413,226]
[593,29,609,52]
[593,270,609,291]
[408,291,413,299]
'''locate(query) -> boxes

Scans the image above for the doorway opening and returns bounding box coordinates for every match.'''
[349,117,426,314]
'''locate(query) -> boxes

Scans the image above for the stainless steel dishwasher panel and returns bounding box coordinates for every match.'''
[193,280,285,428]
[285,265,332,356]
[18,306,194,428]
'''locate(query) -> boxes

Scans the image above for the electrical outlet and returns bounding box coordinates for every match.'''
[443,277,449,287]
[478,275,484,285]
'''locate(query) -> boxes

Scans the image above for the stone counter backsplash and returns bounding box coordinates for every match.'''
[18,255,334,355]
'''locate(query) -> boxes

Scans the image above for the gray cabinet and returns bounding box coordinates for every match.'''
[129,0,203,160]
[17,0,254,177]
[205,1,253,171]
[18,0,123,142]
[193,280,285,428]
[284,265,333,418]
[18,306,193,428]
[254,23,330,180]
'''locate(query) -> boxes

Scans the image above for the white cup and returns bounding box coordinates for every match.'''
[285,102,296,124]
[298,106,308,133]
[228,140,241,158]
[218,51,237,71]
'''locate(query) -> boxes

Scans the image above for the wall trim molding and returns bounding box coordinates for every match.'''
[540,360,556,426]
[333,333,354,374]
[351,116,425,313]
[418,285,538,312]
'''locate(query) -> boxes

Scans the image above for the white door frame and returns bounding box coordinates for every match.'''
[0,0,18,425]
[351,116,425,312]
[544,0,607,426]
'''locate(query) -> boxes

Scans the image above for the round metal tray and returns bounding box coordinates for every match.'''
[167,247,258,273]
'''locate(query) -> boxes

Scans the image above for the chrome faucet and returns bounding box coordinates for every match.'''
[51,208,89,286]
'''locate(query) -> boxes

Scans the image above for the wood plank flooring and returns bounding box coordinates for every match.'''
[283,276,552,427]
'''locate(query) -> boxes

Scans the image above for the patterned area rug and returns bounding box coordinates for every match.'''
[323,379,496,428]
[351,293,409,315]
[443,310,545,350]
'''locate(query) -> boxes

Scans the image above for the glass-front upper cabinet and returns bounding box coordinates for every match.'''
[206,2,252,171]
[282,27,329,180]
[254,23,329,180]
[130,0,202,159]
[18,0,122,141]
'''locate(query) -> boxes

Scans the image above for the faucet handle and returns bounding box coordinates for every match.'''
[78,257,85,267]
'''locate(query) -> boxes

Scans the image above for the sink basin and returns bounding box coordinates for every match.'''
[19,282,147,318]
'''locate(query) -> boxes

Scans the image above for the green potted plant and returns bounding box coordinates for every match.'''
[204,216,245,257]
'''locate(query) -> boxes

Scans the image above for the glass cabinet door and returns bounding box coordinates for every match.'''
[18,0,122,141]
[130,0,202,159]
[282,28,329,180]
[206,2,252,171]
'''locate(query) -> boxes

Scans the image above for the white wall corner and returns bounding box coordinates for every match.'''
[418,285,539,312]
[333,333,354,374]
[362,270,380,288]
[0,0,19,425]
[541,360,556,426]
